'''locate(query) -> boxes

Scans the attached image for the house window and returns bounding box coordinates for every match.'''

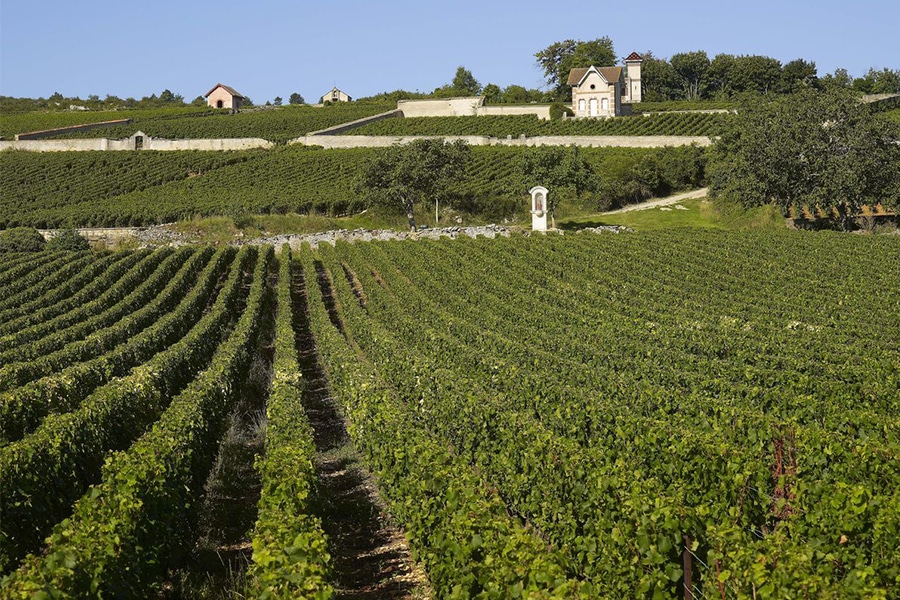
[602,98,609,110]
[590,84,596,90]
[578,99,585,113]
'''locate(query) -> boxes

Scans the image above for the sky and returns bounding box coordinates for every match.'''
[1,0,898,103]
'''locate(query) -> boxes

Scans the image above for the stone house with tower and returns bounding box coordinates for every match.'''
[568,52,643,118]
[205,84,245,111]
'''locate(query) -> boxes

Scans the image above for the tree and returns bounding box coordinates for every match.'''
[46,229,90,251]
[360,139,472,230]
[708,88,900,221]
[670,51,710,100]
[706,53,737,98]
[273,96,283,106]
[642,53,683,101]
[821,68,852,91]
[780,58,819,92]
[535,37,616,100]
[519,145,599,227]
[482,83,502,103]
[853,67,900,94]
[452,66,481,95]
[289,92,305,105]
[0,227,46,253]
[729,55,782,95]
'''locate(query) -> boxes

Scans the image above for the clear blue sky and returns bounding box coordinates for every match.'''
[1,0,897,103]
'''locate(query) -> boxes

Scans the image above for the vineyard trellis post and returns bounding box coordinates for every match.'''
[683,534,693,600]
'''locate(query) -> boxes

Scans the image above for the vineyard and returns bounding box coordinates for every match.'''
[348,112,729,137]
[0,103,392,144]
[0,230,898,597]
[0,145,706,228]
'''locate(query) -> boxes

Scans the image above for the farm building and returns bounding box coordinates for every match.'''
[568,52,642,117]
[205,83,245,111]
[320,87,352,104]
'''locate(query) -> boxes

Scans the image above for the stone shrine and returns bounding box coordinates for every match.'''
[529,186,549,231]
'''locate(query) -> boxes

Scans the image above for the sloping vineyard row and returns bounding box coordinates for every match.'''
[305,230,900,598]
[0,145,701,228]
[0,103,392,143]
[42,103,393,144]
[349,112,730,137]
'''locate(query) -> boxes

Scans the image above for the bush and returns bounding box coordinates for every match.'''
[0,227,46,253]
[46,229,90,251]
[549,102,575,121]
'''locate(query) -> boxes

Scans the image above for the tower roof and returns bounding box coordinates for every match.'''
[625,52,643,62]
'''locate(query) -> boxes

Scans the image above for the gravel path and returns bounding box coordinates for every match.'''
[601,187,709,215]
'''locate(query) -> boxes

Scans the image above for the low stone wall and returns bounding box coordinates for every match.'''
[291,134,711,149]
[39,227,143,246]
[0,137,273,152]
[398,97,484,117]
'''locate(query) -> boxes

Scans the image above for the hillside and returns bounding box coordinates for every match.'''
[1,231,898,597]
[0,145,707,228]
[0,103,392,144]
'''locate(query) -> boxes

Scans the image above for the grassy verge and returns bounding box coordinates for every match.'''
[560,198,784,231]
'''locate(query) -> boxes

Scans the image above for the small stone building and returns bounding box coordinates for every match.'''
[568,52,642,118]
[320,87,351,104]
[205,83,245,110]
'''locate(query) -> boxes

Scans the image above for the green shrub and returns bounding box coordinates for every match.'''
[46,229,90,251]
[549,102,575,121]
[0,227,46,253]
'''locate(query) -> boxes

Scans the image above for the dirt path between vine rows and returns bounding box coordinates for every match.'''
[601,187,709,214]
[291,265,431,599]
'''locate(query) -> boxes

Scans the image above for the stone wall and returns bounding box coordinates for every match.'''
[0,137,273,152]
[291,134,711,149]
[398,97,484,117]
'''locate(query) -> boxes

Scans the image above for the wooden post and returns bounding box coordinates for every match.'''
[683,534,693,600]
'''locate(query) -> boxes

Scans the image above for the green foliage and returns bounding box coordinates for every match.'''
[535,37,617,100]
[247,246,333,598]
[449,66,482,96]
[45,229,90,251]
[0,227,45,253]
[519,146,599,214]
[288,92,305,105]
[670,51,710,100]
[0,145,706,227]
[0,247,246,570]
[709,88,900,217]
[360,138,472,219]
[306,230,900,597]
[350,112,728,137]
[549,102,574,120]
[0,103,391,143]
[2,248,271,597]
[299,245,591,597]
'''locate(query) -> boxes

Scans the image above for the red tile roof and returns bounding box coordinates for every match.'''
[625,52,643,61]
[204,83,245,99]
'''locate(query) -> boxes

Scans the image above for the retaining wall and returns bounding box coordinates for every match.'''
[0,137,273,152]
[398,97,484,117]
[291,134,711,149]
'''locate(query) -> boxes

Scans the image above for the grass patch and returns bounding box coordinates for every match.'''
[560,198,784,231]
